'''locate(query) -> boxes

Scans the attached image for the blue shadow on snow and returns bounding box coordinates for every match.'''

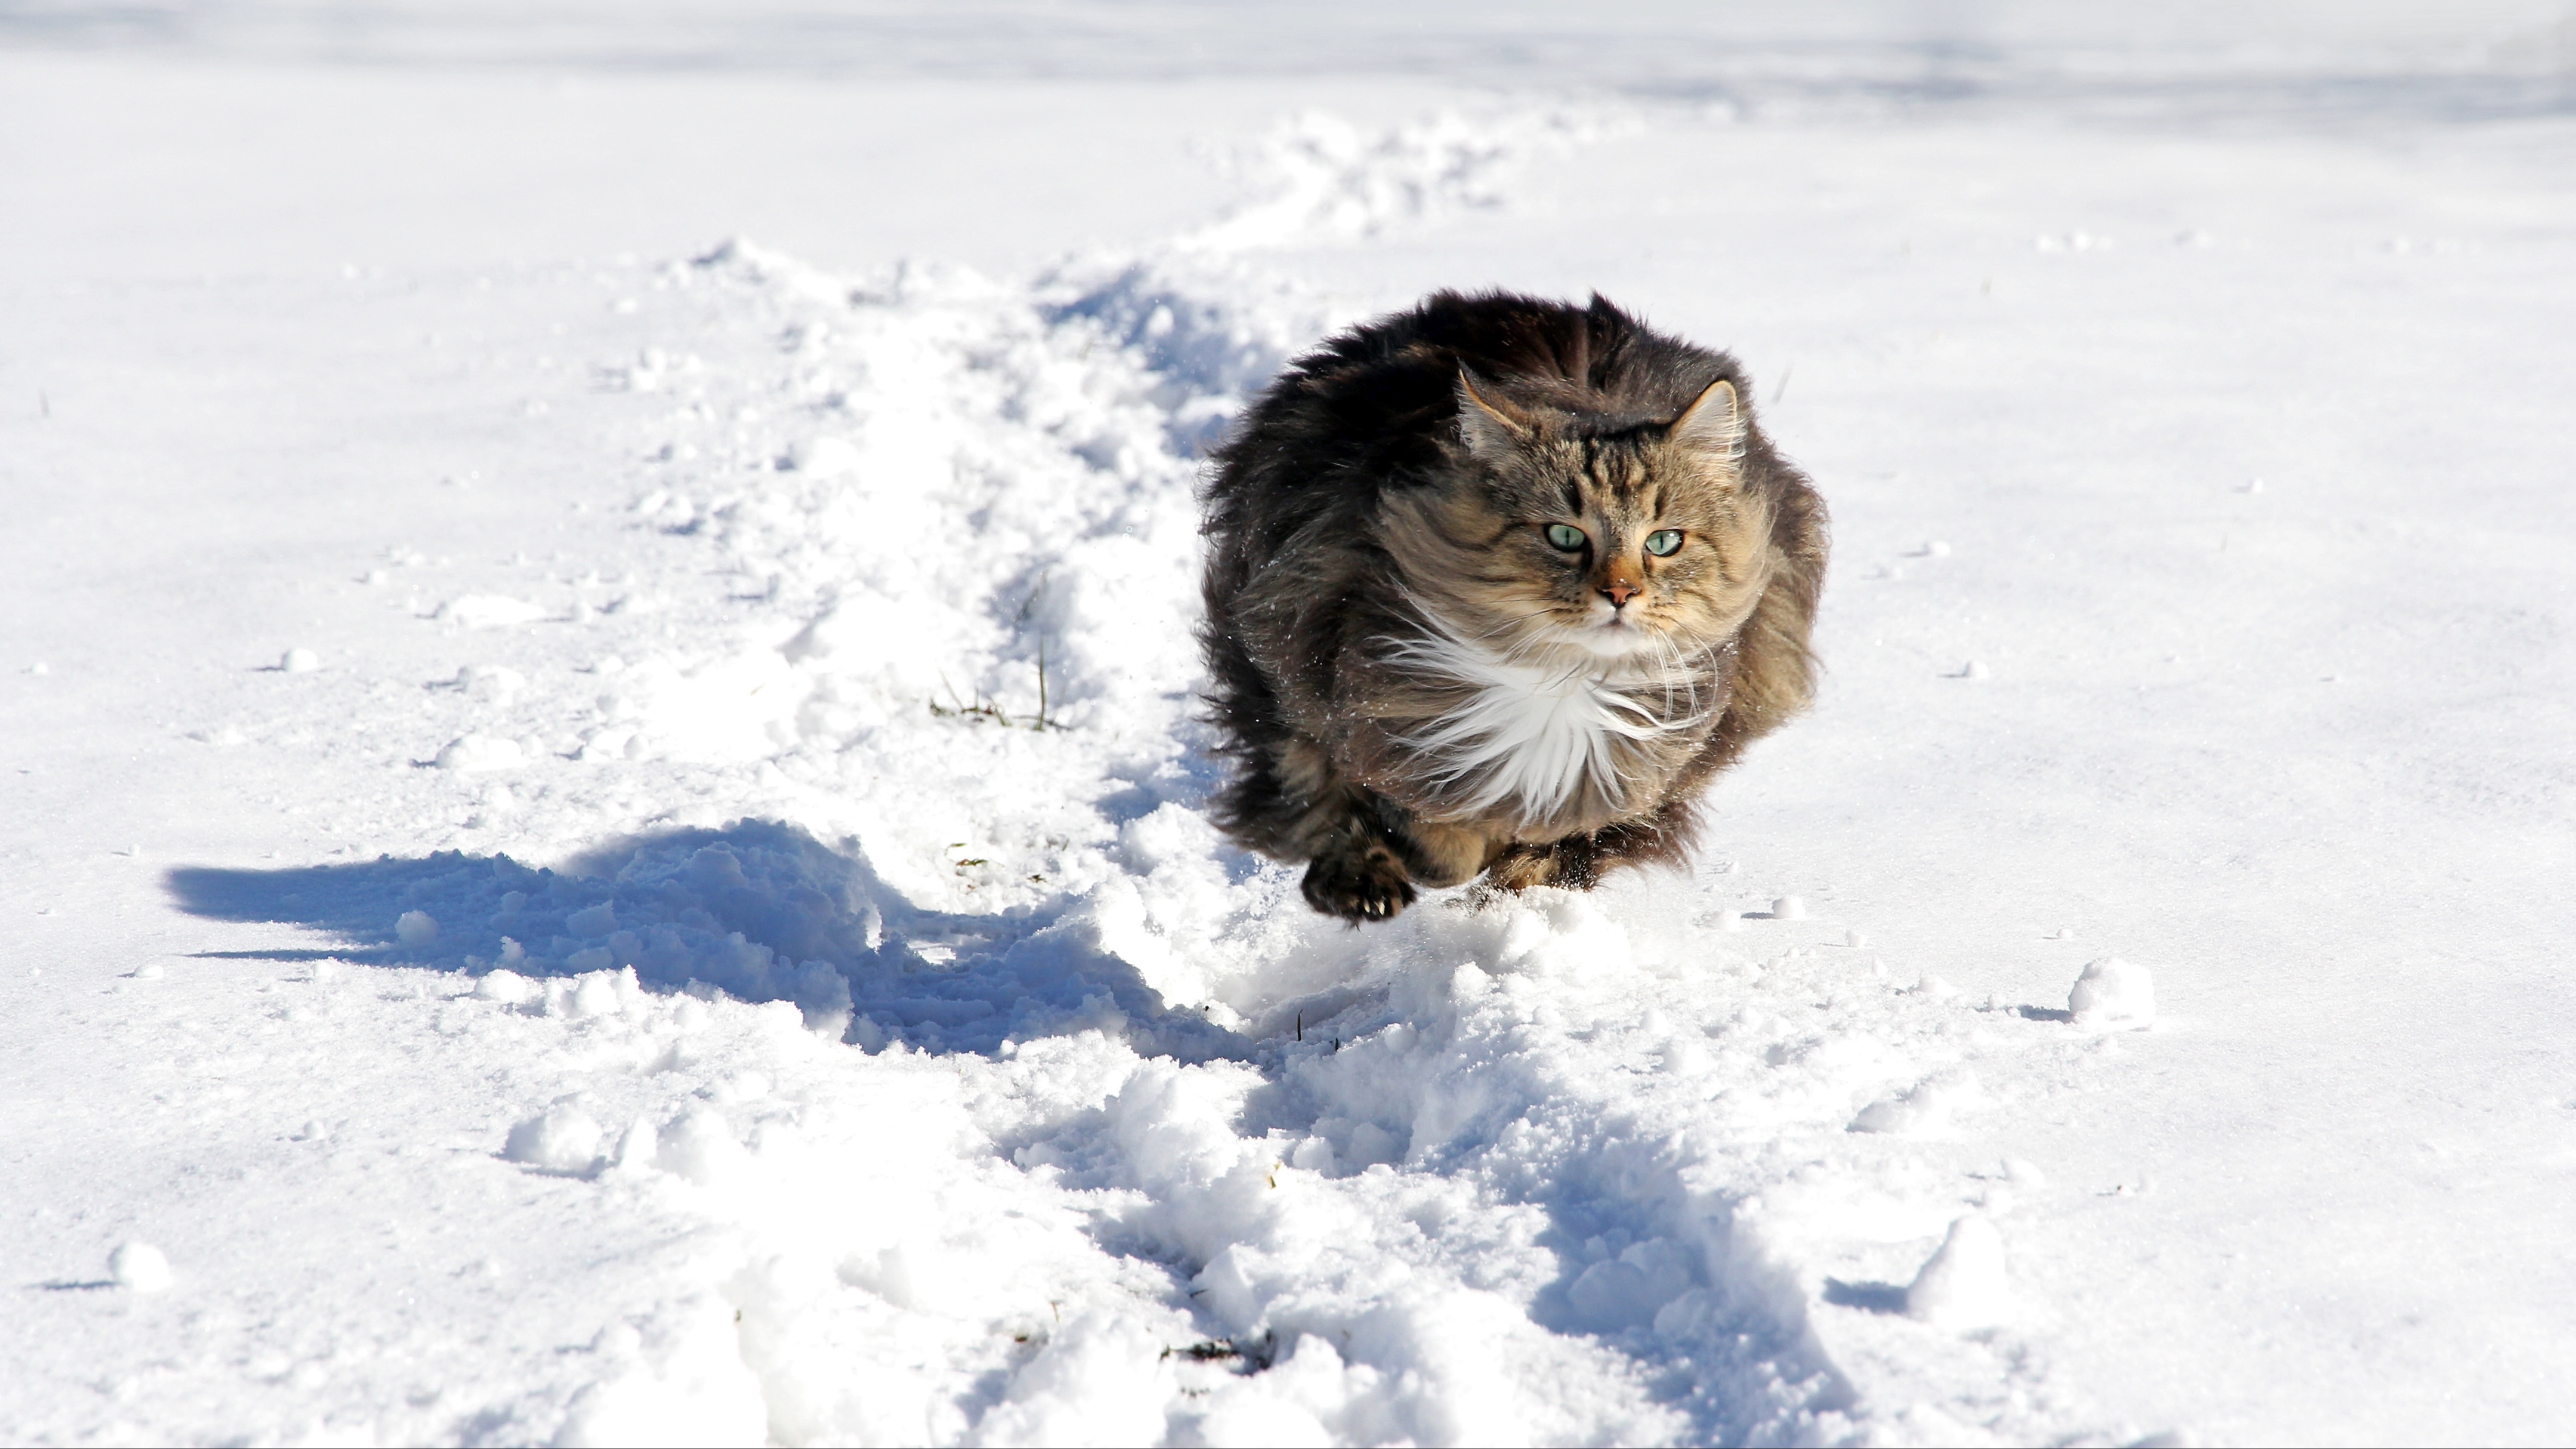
[165,818,1245,1062]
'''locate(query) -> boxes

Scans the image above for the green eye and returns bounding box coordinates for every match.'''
[1545,523,1588,551]
[1644,529,1684,557]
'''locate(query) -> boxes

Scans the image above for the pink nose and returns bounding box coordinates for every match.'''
[1602,582,1638,608]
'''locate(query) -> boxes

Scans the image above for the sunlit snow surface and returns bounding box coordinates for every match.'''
[5,6,2576,1445]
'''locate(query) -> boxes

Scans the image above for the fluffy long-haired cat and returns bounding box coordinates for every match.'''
[1199,290,1828,922]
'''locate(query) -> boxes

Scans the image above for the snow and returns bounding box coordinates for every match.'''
[2068,957,2158,1031]
[107,1242,173,1295]
[433,733,526,772]
[439,594,551,630]
[4,3,2576,1445]
[1904,1217,2015,1330]
[503,1102,607,1176]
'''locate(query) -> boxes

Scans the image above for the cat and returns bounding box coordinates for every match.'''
[1198,289,1828,922]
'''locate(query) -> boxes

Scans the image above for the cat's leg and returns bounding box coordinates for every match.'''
[1373,799,1493,891]
[1302,831,1415,922]
[1225,729,1493,921]
[1479,803,1693,893]
[1480,837,1603,893]
[1278,739,1415,921]
[1204,665,1413,920]
[1305,794,1504,921]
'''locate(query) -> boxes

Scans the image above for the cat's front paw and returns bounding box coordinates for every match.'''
[1302,848,1417,923]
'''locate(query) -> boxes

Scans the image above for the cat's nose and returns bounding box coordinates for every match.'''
[1601,581,1638,609]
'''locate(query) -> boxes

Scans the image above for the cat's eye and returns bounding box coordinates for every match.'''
[1644,529,1684,557]
[1545,523,1588,552]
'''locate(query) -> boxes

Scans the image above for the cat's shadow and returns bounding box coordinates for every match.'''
[165,817,1245,1062]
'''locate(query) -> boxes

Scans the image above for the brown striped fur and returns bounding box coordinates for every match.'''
[1199,290,1828,921]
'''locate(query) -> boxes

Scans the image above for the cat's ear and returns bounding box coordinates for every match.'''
[1668,378,1746,463]
[1454,369,1531,464]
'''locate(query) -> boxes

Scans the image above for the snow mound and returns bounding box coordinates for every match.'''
[1850,1068,1982,1137]
[454,663,525,700]
[504,1102,606,1175]
[2069,957,2157,1030]
[438,594,549,629]
[435,734,525,772]
[109,1241,172,1294]
[1906,1217,2014,1330]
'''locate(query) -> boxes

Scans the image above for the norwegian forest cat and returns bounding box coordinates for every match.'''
[1199,290,1828,922]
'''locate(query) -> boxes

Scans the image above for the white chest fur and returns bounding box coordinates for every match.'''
[1385,621,1706,828]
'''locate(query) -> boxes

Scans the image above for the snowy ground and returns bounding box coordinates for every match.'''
[5,6,2576,1445]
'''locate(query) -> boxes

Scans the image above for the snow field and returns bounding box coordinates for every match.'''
[9,37,2576,1444]
[13,108,2151,1443]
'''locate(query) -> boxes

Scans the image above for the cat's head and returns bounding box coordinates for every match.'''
[1382,369,1775,663]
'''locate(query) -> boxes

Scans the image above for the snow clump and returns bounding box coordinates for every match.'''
[504,1103,606,1175]
[109,1241,172,1293]
[1850,1068,1982,1136]
[652,1107,748,1187]
[2069,957,2157,1029]
[454,663,525,700]
[438,594,549,629]
[783,435,861,477]
[435,734,525,772]
[394,909,438,946]
[1906,1216,2013,1329]
[473,967,533,1004]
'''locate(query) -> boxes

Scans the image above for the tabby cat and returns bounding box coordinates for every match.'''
[1199,290,1828,922]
